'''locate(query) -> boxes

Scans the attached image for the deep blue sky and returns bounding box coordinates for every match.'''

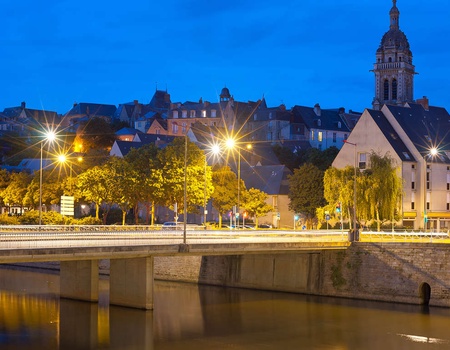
[2,0,449,115]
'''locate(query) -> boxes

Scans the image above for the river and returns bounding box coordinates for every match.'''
[0,265,449,349]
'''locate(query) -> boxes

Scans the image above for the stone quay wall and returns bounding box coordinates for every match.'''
[154,243,450,307]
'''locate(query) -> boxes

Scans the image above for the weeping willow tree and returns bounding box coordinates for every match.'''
[323,166,357,229]
[362,152,403,231]
[323,152,403,231]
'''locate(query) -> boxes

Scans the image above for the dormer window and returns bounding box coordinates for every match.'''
[189,110,195,118]
[173,111,178,118]
[338,121,341,128]
[182,110,187,118]
[211,109,216,117]
[202,110,206,118]
[317,119,321,127]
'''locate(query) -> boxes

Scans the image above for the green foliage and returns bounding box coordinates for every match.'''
[157,138,213,214]
[75,117,117,152]
[1,171,31,208]
[288,163,325,223]
[75,216,102,225]
[323,152,403,231]
[17,210,73,225]
[241,188,273,227]
[0,213,20,225]
[211,166,241,228]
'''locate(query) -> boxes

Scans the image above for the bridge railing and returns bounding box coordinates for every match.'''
[0,225,161,233]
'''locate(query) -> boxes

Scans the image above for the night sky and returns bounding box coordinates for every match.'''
[2,0,449,114]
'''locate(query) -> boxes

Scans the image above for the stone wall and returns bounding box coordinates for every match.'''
[154,243,450,307]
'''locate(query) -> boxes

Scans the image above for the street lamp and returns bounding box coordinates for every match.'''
[344,140,357,241]
[39,131,56,226]
[225,137,253,228]
[423,147,438,234]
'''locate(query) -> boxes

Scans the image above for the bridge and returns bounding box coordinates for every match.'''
[0,227,349,310]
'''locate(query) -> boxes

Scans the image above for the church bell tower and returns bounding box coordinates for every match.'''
[372,0,416,110]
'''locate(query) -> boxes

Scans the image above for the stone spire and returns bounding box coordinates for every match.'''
[371,1,416,110]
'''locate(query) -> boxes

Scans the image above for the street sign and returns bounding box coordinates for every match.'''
[60,195,74,216]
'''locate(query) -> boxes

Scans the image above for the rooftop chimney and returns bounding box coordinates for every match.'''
[314,103,321,116]
[416,96,429,110]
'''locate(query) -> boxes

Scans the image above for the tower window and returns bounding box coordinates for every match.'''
[392,79,397,100]
[384,79,389,100]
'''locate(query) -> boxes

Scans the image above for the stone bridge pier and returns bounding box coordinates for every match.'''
[60,257,154,310]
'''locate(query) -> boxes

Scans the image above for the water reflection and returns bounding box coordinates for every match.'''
[0,265,450,349]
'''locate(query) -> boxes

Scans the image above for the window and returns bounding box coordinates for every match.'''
[211,109,216,117]
[311,130,315,141]
[173,111,179,118]
[155,128,160,135]
[190,110,195,118]
[318,131,323,142]
[172,123,178,134]
[384,79,389,100]
[182,110,187,118]
[426,192,430,210]
[359,153,367,169]
[182,122,187,133]
[253,114,257,120]
[392,79,397,100]
[411,192,415,210]
[202,110,206,118]
[427,167,431,190]
[333,132,337,142]
[411,170,416,189]
[447,193,450,210]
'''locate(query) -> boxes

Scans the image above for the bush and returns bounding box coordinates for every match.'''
[17,210,74,225]
[75,216,102,225]
[0,213,20,225]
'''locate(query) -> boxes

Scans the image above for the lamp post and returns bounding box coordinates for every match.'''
[423,147,438,235]
[344,140,357,241]
[225,138,252,229]
[39,131,56,226]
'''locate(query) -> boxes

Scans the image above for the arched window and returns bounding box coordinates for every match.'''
[388,57,392,62]
[392,79,397,100]
[384,79,389,100]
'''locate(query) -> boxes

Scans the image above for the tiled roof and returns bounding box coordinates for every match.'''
[385,103,450,162]
[366,109,415,162]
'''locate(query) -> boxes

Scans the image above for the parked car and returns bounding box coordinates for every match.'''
[162,222,202,230]
[258,224,273,229]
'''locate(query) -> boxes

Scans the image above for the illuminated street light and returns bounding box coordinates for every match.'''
[226,138,252,229]
[423,147,438,236]
[39,130,56,226]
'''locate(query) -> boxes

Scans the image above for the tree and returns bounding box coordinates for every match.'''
[288,163,325,228]
[241,188,273,228]
[106,157,140,225]
[1,172,31,211]
[157,138,214,218]
[323,166,356,228]
[125,143,163,224]
[323,152,403,231]
[0,169,11,208]
[77,165,115,222]
[362,152,403,231]
[75,117,116,152]
[211,166,241,228]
